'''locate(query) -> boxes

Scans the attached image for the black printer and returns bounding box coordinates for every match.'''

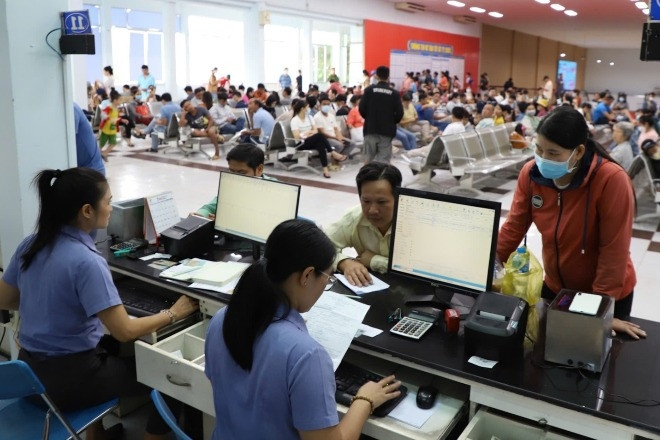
[464,291,528,361]
[160,216,214,258]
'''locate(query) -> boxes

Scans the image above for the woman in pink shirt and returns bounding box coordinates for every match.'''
[637,115,659,147]
[347,95,364,144]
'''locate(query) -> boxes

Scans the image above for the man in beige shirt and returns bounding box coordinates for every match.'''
[324,162,402,286]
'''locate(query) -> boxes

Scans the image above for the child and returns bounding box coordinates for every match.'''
[99,90,121,161]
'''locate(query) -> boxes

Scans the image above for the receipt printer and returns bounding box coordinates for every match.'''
[464,292,528,361]
[545,289,613,372]
[161,216,214,258]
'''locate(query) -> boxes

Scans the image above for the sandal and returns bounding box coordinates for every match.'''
[335,153,348,162]
[211,154,220,161]
[323,172,331,178]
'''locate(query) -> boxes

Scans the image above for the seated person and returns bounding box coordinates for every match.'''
[209,92,245,135]
[334,94,350,116]
[408,106,465,159]
[280,86,293,106]
[240,98,276,144]
[520,102,540,136]
[493,104,505,126]
[610,121,634,171]
[196,144,272,219]
[231,90,247,108]
[190,87,205,107]
[592,95,615,125]
[0,167,198,439]
[325,162,402,285]
[400,93,436,143]
[134,93,181,152]
[475,103,495,129]
[180,99,224,160]
[313,93,352,158]
[253,83,268,102]
[641,139,660,178]
[346,95,365,144]
[637,115,659,147]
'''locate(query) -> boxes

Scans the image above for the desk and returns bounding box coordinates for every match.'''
[101,241,660,440]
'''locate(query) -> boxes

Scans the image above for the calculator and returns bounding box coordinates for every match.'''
[390,316,433,340]
[109,238,148,252]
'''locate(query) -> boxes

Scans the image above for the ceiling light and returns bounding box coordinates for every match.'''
[550,4,565,11]
[447,1,465,7]
[643,8,650,14]
[125,8,131,13]
[635,1,648,9]
[535,0,551,3]
[488,11,504,18]
[610,62,615,66]
[470,6,486,13]
[596,59,602,63]
[560,53,566,57]
[564,10,578,16]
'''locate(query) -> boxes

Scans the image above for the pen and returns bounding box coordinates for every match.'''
[113,248,132,257]
[344,294,362,299]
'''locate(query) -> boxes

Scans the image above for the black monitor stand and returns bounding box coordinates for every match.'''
[405,287,476,315]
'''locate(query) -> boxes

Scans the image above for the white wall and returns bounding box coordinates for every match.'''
[585,48,660,96]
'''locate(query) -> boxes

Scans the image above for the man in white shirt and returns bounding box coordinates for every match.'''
[209,92,245,135]
[325,162,402,286]
[542,75,554,101]
[442,107,467,136]
[475,104,495,129]
[313,93,352,156]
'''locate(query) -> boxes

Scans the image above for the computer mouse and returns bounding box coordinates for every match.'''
[416,385,438,409]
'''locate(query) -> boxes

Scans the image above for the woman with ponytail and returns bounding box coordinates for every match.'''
[497,106,646,339]
[0,167,198,439]
[204,219,401,439]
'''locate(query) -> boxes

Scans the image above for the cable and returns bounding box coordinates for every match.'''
[95,236,112,245]
[45,28,64,60]
[0,326,7,352]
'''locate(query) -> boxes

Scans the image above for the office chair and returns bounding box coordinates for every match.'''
[0,360,118,440]
[150,389,192,440]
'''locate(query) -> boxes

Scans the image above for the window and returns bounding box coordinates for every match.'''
[84,4,103,86]
[312,44,333,84]
[111,8,163,85]
[264,24,302,86]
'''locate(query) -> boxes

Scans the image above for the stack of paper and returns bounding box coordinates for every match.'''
[191,261,250,287]
[159,258,210,281]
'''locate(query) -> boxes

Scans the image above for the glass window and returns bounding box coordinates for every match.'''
[111,8,127,27]
[84,4,103,87]
[128,10,162,30]
[111,8,163,84]
[264,24,301,86]
[129,33,144,78]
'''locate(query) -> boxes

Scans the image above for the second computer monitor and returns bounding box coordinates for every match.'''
[214,172,301,244]
[389,187,501,305]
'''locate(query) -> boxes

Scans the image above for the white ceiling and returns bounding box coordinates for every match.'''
[386,0,649,48]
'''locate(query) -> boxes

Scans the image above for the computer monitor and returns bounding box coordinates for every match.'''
[214,172,301,257]
[388,187,501,310]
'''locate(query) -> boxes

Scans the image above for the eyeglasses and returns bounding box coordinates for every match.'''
[317,270,337,291]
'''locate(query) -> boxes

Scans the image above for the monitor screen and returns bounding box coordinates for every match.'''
[557,60,577,91]
[214,172,301,244]
[388,188,501,297]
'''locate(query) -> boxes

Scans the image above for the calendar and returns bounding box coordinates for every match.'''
[144,191,179,244]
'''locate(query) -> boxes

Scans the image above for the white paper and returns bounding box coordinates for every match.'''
[336,273,390,295]
[139,252,172,261]
[171,349,184,359]
[468,356,498,369]
[159,258,211,280]
[302,291,370,370]
[387,392,435,429]
[189,277,239,294]
[355,324,383,338]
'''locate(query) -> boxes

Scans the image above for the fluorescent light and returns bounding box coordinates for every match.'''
[488,11,504,18]
[635,1,648,9]
[470,6,486,13]
[609,62,615,66]
[550,4,565,11]
[125,8,131,13]
[535,0,551,3]
[447,1,465,7]
[564,9,578,16]
[643,8,650,14]
[560,53,566,57]
[596,59,602,63]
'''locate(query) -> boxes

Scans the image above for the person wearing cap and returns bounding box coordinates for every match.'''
[359,65,404,163]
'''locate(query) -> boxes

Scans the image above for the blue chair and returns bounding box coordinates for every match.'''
[0,360,118,440]
[150,389,192,440]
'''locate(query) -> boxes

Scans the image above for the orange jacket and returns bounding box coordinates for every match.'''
[497,151,636,300]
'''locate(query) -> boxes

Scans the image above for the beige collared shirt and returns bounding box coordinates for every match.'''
[324,205,391,274]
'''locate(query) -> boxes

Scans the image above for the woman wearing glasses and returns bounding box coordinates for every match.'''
[204,219,401,439]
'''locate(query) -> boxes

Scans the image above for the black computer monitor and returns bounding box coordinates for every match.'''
[388,187,501,311]
[214,172,301,258]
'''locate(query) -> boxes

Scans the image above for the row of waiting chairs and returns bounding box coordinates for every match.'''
[408,123,532,197]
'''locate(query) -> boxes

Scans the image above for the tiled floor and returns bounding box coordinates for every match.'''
[105,138,660,322]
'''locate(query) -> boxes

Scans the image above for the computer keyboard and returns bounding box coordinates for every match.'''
[335,362,408,417]
[119,288,175,317]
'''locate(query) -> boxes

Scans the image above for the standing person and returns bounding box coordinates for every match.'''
[542,75,554,101]
[205,219,402,440]
[137,64,156,102]
[296,69,303,94]
[479,73,489,91]
[0,167,198,440]
[465,72,473,91]
[102,65,114,94]
[497,106,646,339]
[362,69,371,89]
[279,67,292,91]
[208,67,219,96]
[98,90,121,162]
[327,67,339,84]
[359,65,404,163]
[73,103,105,175]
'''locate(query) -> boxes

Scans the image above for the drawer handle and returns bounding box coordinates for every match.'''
[166,374,191,387]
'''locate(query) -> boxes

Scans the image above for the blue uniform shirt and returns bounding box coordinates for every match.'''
[160,103,181,124]
[592,102,611,125]
[252,107,276,142]
[74,103,105,175]
[137,74,156,101]
[2,226,122,356]
[205,306,338,439]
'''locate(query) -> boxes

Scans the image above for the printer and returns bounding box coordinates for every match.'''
[464,291,528,361]
[160,216,214,258]
[545,289,614,372]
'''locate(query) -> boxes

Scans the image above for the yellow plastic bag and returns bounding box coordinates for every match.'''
[501,246,543,306]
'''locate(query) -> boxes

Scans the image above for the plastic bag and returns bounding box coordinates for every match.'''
[501,246,542,306]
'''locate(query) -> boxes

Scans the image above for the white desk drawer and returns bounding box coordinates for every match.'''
[459,408,576,440]
[135,320,215,416]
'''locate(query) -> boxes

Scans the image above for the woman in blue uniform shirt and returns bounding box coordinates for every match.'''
[0,167,198,439]
[205,219,402,439]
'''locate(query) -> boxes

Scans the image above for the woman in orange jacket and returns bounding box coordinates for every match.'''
[498,106,646,339]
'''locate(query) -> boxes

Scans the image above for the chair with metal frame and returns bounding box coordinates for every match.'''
[150,389,192,440]
[0,360,118,440]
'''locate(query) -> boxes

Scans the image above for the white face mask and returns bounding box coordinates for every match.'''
[526,110,536,116]
[652,150,660,161]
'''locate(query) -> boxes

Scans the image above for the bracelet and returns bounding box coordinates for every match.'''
[160,309,177,324]
[350,395,374,415]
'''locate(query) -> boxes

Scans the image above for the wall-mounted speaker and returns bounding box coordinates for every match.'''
[59,34,95,55]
